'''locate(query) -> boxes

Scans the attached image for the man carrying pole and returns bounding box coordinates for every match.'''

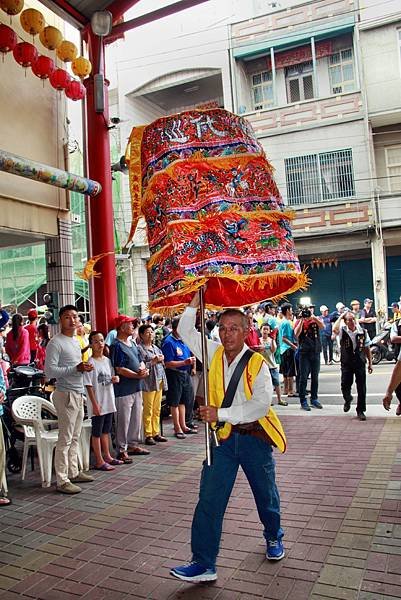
[170,290,286,583]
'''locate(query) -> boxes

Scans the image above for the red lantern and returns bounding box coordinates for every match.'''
[65,79,85,101]
[0,23,17,55]
[13,41,37,67]
[49,67,71,91]
[32,54,55,80]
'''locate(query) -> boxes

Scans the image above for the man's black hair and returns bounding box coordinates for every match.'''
[89,330,104,344]
[59,304,78,318]
[218,308,248,329]
[205,319,216,333]
[281,303,293,317]
[172,317,180,330]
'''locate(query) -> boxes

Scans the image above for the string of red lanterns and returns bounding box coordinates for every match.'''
[0,5,91,101]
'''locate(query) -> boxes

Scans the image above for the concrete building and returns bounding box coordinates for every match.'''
[110,0,401,318]
[0,1,77,311]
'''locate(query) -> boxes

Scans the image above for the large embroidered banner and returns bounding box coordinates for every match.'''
[125,108,306,312]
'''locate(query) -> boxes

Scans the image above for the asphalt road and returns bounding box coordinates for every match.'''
[314,360,396,406]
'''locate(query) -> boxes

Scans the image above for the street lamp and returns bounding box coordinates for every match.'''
[90,11,112,36]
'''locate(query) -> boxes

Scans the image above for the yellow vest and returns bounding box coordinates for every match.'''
[208,347,287,453]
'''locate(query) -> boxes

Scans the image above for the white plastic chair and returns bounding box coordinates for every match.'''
[80,418,92,472]
[12,395,59,488]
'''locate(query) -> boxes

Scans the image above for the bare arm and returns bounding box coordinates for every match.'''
[164,358,194,369]
[115,366,147,379]
[332,315,343,335]
[293,318,303,339]
[282,336,297,349]
[383,361,401,410]
[364,346,373,373]
[85,385,100,416]
[313,316,324,330]
[270,337,277,354]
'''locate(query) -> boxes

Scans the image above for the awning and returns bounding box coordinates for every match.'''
[232,15,355,60]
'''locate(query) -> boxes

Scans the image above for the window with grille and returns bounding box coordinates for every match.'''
[329,48,356,94]
[385,145,401,192]
[285,61,314,103]
[251,70,274,110]
[285,149,355,205]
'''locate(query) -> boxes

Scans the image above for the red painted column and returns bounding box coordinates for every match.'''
[84,30,118,333]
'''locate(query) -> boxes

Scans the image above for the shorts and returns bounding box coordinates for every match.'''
[165,369,193,407]
[269,367,280,388]
[280,348,296,377]
[91,412,113,438]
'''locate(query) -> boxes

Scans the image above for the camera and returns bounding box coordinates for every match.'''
[299,307,312,319]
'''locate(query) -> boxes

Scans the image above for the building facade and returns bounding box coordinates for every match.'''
[109,0,401,317]
[0,1,79,312]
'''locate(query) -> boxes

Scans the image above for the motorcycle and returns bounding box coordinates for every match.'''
[370,324,396,365]
[3,364,46,473]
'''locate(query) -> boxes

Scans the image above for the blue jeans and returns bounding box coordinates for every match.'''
[191,433,283,569]
[299,351,320,403]
[321,335,333,364]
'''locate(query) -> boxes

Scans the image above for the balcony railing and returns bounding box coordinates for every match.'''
[231,0,357,49]
[244,91,363,135]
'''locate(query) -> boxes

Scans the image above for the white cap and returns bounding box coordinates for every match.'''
[336,302,345,311]
[320,305,329,312]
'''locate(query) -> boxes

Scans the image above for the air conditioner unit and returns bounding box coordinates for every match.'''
[71,213,81,224]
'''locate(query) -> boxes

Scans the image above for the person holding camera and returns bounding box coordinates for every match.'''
[333,311,373,421]
[294,306,324,411]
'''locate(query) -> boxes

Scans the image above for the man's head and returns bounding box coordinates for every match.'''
[172,317,180,331]
[153,313,164,326]
[247,312,255,328]
[336,302,345,313]
[88,331,105,353]
[350,300,360,312]
[115,315,138,338]
[76,315,86,336]
[265,302,276,316]
[320,305,329,316]
[281,303,293,319]
[218,309,249,358]
[27,308,38,322]
[364,298,373,308]
[344,311,357,331]
[59,305,80,337]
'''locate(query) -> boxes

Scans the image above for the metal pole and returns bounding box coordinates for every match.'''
[199,286,212,466]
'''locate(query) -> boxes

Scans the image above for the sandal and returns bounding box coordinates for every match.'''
[0,497,12,507]
[94,463,115,471]
[127,447,150,456]
[183,428,198,434]
[117,452,133,464]
[174,432,186,439]
[106,458,124,465]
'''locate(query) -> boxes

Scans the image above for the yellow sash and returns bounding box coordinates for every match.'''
[208,346,287,453]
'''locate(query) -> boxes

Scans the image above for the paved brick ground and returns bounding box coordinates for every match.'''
[1,414,401,599]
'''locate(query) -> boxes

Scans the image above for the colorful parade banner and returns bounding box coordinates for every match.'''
[125,108,307,311]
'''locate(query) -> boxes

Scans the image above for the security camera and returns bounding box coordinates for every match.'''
[110,117,121,125]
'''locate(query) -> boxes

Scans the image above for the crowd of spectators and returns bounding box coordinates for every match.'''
[1,294,401,504]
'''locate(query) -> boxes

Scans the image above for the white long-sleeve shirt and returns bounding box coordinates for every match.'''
[45,333,84,393]
[177,307,272,425]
